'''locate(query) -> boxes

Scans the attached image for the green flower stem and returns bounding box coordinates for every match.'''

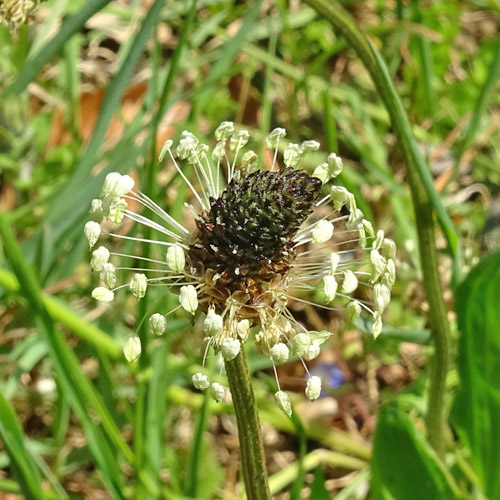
[224,349,271,500]
[304,0,452,456]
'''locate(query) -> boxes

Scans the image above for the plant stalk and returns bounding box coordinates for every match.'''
[224,350,271,500]
[303,0,452,456]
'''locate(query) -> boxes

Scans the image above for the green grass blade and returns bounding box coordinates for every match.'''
[0,392,45,500]
[193,0,264,110]
[8,0,113,95]
[44,0,165,233]
[0,213,128,498]
[0,267,121,359]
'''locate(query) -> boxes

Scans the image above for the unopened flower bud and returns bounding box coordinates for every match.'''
[346,301,362,324]
[84,221,101,248]
[305,376,322,401]
[92,287,114,302]
[149,313,167,336]
[236,319,250,340]
[266,128,286,149]
[166,245,186,272]
[275,390,292,417]
[179,285,198,315]
[192,372,210,390]
[372,313,383,338]
[292,333,312,357]
[327,152,343,178]
[347,208,363,229]
[204,309,223,336]
[323,275,338,303]
[304,343,321,361]
[312,220,333,243]
[342,270,359,294]
[123,335,141,362]
[100,263,116,289]
[130,273,147,300]
[91,246,110,272]
[210,382,226,403]
[270,343,289,364]
[221,338,241,361]
[374,283,391,313]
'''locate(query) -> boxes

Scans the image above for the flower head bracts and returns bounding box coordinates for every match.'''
[84,123,396,415]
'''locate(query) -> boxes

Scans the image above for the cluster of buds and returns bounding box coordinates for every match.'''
[85,122,396,416]
[0,0,41,31]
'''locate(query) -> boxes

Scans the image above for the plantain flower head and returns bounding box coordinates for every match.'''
[85,123,396,414]
[0,0,41,31]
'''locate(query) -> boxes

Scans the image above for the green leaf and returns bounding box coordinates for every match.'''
[309,468,331,500]
[371,405,462,500]
[452,250,500,499]
[8,0,113,95]
[0,392,45,500]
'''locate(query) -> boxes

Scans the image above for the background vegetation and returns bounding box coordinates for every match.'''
[1,0,499,498]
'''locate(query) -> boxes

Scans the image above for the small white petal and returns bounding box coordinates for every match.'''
[304,343,321,361]
[203,309,223,336]
[346,301,362,324]
[236,319,250,341]
[312,220,333,243]
[382,238,397,260]
[275,390,292,417]
[382,259,396,288]
[221,338,241,361]
[149,313,167,336]
[91,246,110,272]
[342,270,359,294]
[100,263,116,289]
[92,287,114,302]
[283,143,303,168]
[192,372,210,390]
[230,130,250,151]
[270,343,289,364]
[130,273,148,300]
[330,186,350,211]
[89,199,103,220]
[323,275,338,303]
[210,382,226,403]
[329,253,340,275]
[372,313,383,339]
[179,285,198,315]
[241,150,258,170]
[166,245,186,272]
[300,140,320,153]
[266,128,286,149]
[158,139,173,162]
[374,283,391,313]
[84,221,101,248]
[305,376,322,401]
[215,121,234,142]
[312,162,329,183]
[292,333,312,357]
[102,172,134,197]
[123,335,141,362]
[370,249,387,282]
[327,152,343,178]
[108,197,127,225]
[373,230,384,250]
